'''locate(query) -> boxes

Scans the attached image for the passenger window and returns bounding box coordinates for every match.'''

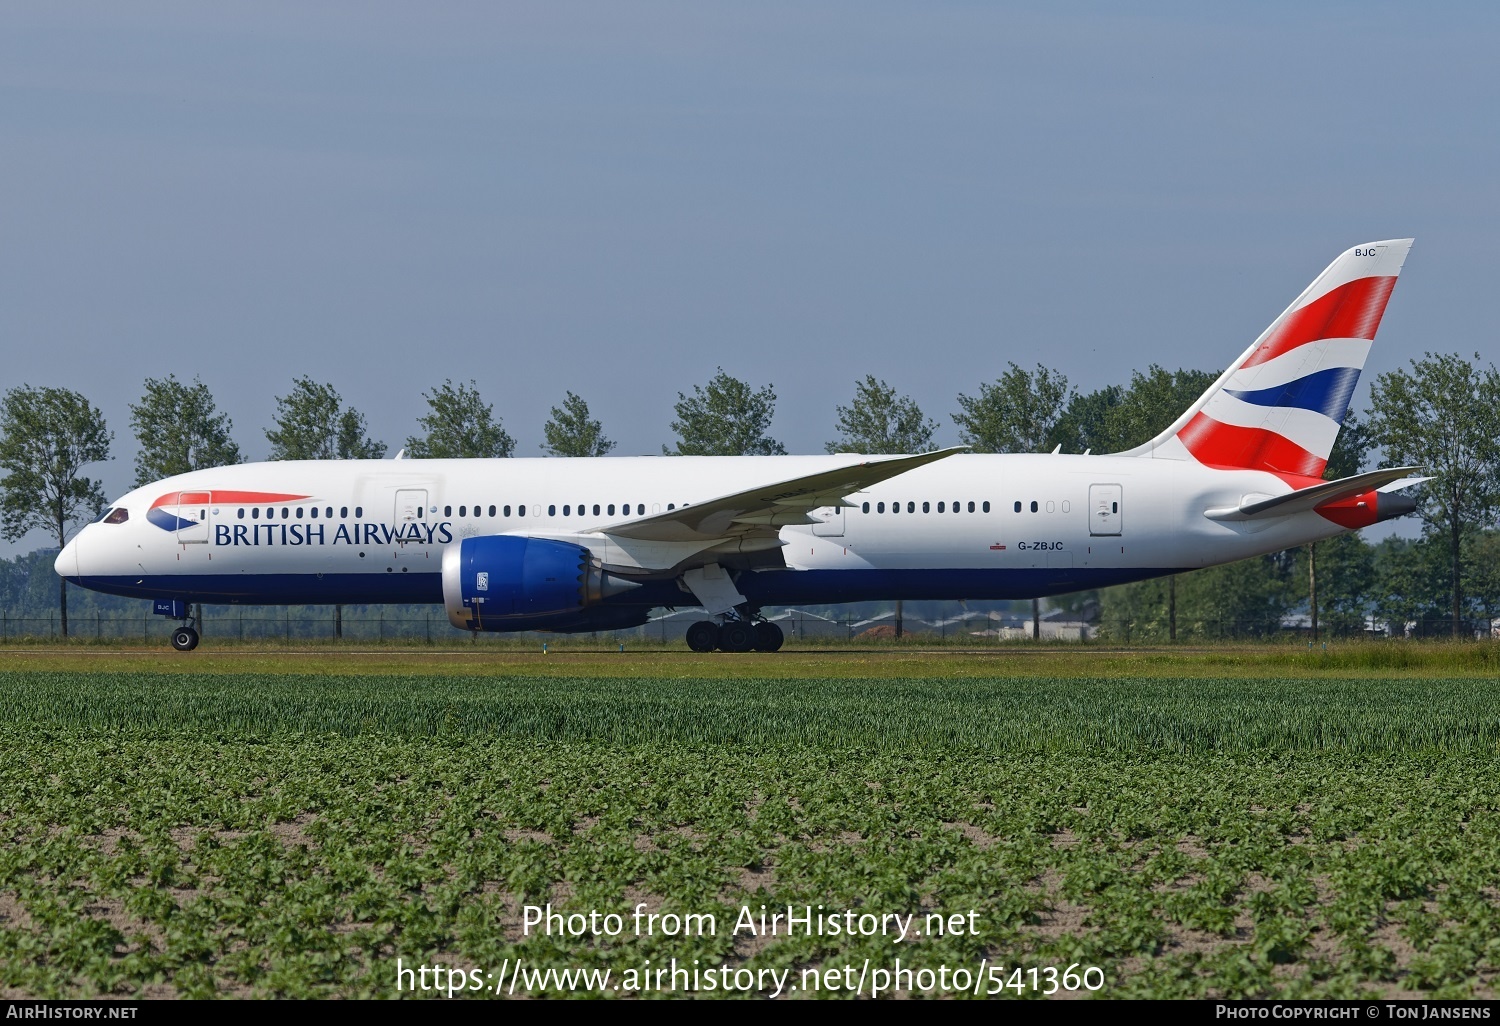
[563,505,571,516]
[937,502,944,513]
[967,501,975,513]
[983,501,991,513]
[310,507,318,519]
[444,505,452,517]
[103,508,129,525]
[489,506,496,517]
[862,502,870,513]
[519,505,526,517]
[459,506,467,517]
[549,505,556,516]
[608,504,616,516]
[281,507,289,519]
[953,500,960,513]
[237,508,245,520]
[877,502,885,513]
[593,504,600,515]
[341,507,349,518]
[355,506,363,518]
[893,502,900,514]
[296,507,304,519]
[252,508,260,520]
[637,504,645,515]
[504,505,512,517]
[907,501,915,513]
[1030,501,1038,512]
[326,507,333,519]
[1014,501,1022,513]
[668,503,675,510]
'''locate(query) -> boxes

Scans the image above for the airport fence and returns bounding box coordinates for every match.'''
[2,610,1495,646]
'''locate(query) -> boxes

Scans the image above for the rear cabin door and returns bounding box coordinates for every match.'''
[1088,484,1122,536]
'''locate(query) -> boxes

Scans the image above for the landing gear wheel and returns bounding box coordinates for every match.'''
[719,621,756,653]
[171,626,200,652]
[753,621,784,652]
[686,620,720,653]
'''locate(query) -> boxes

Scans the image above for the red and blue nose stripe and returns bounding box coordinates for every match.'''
[146,491,311,532]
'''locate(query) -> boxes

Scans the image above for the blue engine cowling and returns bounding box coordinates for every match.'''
[441,535,639,631]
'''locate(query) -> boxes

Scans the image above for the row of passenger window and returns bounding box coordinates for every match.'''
[861,500,992,514]
[231,503,665,521]
[856,500,1072,515]
[236,506,363,520]
[441,503,656,519]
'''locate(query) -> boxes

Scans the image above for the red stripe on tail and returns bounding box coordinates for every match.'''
[1241,275,1397,368]
[1177,412,1328,479]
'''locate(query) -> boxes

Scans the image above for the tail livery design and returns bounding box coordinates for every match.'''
[1128,240,1413,482]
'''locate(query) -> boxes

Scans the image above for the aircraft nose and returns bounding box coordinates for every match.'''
[55,534,80,581]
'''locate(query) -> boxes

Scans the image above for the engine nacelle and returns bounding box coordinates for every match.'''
[441,535,638,631]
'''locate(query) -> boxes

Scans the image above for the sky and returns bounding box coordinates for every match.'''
[3,2,1497,555]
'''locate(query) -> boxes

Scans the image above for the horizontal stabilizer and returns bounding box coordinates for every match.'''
[1205,466,1422,522]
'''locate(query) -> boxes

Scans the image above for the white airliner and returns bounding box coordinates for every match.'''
[58,240,1420,651]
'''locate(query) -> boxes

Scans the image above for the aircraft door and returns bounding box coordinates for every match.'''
[811,505,845,537]
[1089,484,1122,536]
[394,489,428,543]
[174,491,210,543]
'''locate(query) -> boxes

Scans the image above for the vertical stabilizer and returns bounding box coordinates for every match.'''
[1120,240,1413,480]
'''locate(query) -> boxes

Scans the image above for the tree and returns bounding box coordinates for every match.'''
[265,377,387,460]
[128,374,242,487]
[826,376,938,454]
[1370,535,1447,637]
[1097,554,1296,641]
[405,379,514,459]
[952,363,1074,453]
[542,391,614,457]
[1367,352,1500,636]
[664,368,786,456]
[1103,365,1218,452]
[0,386,112,637]
[1304,408,1375,639]
[1054,384,1126,455]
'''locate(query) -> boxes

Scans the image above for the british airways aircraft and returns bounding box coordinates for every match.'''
[57,240,1420,651]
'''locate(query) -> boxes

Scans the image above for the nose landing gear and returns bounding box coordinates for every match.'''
[170,625,200,651]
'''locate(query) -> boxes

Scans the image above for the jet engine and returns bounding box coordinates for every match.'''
[441,535,639,631]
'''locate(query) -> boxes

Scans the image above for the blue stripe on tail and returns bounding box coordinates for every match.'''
[1225,366,1361,424]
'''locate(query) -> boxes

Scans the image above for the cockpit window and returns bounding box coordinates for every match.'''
[102,508,129,525]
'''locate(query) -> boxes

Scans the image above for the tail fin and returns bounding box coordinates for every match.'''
[1121,239,1413,480]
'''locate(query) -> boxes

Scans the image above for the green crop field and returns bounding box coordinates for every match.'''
[2,648,1499,999]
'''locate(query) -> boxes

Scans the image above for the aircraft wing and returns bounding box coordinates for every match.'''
[599,447,967,543]
[1206,466,1423,522]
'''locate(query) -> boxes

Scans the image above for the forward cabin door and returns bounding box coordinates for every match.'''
[174,491,210,544]
[394,488,428,543]
[1088,484,1122,536]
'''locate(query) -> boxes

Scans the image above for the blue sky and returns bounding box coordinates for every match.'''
[3,2,1496,553]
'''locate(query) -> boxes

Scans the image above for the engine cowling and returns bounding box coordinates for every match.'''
[441,535,638,631]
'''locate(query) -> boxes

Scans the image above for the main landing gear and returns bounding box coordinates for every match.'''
[685,617,784,653]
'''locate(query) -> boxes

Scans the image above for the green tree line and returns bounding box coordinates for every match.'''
[4,354,1499,636]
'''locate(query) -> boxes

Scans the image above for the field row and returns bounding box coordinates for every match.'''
[3,671,1500,753]
[2,733,1497,999]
